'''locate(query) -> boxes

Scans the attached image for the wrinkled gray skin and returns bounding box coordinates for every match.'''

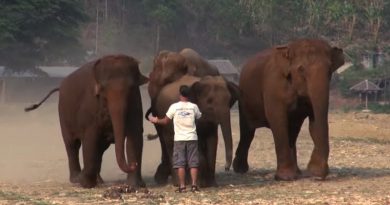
[25,55,148,188]
[152,75,239,187]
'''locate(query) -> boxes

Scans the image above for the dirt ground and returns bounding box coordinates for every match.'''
[0,89,389,204]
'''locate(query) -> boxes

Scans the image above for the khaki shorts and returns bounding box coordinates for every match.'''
[172,140,199,168]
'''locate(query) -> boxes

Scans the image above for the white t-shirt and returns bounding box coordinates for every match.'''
[166,101,202,141]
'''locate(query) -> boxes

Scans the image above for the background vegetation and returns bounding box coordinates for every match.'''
[0,0,389,109]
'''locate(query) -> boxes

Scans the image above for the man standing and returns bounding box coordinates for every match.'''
[148,85,202,193]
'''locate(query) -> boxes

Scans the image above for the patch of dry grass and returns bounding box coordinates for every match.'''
[1,107,389,204]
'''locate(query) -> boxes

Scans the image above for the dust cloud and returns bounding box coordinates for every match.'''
[0,85,161,184]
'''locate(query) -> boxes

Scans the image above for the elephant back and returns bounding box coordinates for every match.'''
[179,48,220,77]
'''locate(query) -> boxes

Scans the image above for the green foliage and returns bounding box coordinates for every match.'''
[1,0,389,75]
[0,0,88,74]
[367,103,390,113]
[143,0,180,27]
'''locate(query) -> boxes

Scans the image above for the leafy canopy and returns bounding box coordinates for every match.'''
[0,0,88,74]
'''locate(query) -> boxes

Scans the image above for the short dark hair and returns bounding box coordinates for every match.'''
[179,85,190,97]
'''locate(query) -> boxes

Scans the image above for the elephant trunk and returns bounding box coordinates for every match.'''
[307,75,330,177]
[107,92,137,173]
[219,111,233,171]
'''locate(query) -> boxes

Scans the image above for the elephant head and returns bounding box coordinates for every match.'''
[93,55,148,173]
[148,48,220,100]
[148,50,188,100]
[275,39,344,175]
[275,39,344,109]
[179,48,220,76]
[190,76,240,171]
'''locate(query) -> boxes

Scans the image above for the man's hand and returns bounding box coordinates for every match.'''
[148,115,158,124]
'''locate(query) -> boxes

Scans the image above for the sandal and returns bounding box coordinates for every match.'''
[191,185,200,193]
[175,186,186,193]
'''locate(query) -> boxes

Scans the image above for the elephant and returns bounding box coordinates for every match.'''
[147,48,219,101]
[25,54,149,188]
[150,74,239,187]
[146,48,235,174]
[233,39,345,181]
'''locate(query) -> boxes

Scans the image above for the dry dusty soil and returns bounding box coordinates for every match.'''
[0,95,389,204]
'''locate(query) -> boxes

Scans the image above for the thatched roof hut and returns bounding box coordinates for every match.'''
[349,79,382,109]
[350,79,381,93]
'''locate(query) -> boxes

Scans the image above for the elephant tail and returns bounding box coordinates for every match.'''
[24,88,59,112]
[144,106,153,120]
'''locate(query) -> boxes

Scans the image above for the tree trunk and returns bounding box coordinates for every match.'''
[155,24,161,54]
[348,14,356,40]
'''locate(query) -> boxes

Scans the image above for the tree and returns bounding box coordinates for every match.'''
[0,0,88,75]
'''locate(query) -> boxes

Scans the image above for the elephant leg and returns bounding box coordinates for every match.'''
[307,117,329,179]
[96,141,110,185]
[196,122,218,187]
[154,125,171,185]
[79,128,100,188]
[164,127,177,186]
[267,106,298,181]
[126,130,146,188]
[288,115,306,177]
[233,107,256,173]
[197,137,208,187]
[61,125,81,183]
[204,125,218,187]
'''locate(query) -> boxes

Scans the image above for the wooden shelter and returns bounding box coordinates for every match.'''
[349,79,382,109]
[0,66,77,103]
[208,59,239,84]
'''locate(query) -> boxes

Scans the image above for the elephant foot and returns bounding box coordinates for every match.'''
[225,163,232,172]
[137,179,146,188]
[79,172,97,188]
[97,174,104,184]
[126,179,146,188]
[69,174,80,184]
[199,178,217,188]
[274,168,300,181]
[154,164,171,185]
[233,157,249,173]
[126,172,146,188]
[307,161,329,180]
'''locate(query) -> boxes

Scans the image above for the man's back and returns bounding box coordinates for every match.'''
[166,101,201,141]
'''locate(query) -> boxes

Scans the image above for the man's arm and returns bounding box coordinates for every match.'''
[149,115,171,125]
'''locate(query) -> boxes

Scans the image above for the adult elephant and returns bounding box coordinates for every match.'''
[233,39,344,180]
[25,55,148,188]
[151,75,239,187]
[147,48,219,101]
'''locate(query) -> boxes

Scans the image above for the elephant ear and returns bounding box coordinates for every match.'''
[132,59,149,86]
[330,47,345,73]
[226,81,240,108]
[92,58,104,96]
[189,81,202,103]
[276,44,294,78]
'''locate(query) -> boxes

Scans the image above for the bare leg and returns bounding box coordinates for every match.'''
[190,168,198,186]
[177,167,186,188]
